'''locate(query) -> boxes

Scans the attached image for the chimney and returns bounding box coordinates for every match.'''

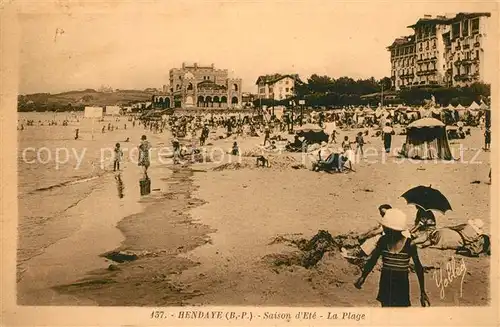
[211,63,214,69]
[194,63,198,68]
[424,14,432,18]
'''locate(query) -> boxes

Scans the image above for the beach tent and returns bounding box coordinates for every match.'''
[445,104,455,110]
[468,101,480,110]
[400,118,453,160]
[295,124,329,144]
[479,102,489,110]
[455,104,465,110]
[84,106,103,118]
[105,106,121,116]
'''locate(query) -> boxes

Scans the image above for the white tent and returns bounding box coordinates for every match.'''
[84,106,103,118]
[479,102,490,110]
[455,104,465,110]
[445,104,455,110]
[468,101,480,110]
[105,105,121,116]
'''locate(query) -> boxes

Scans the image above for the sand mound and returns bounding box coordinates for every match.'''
[212,155,306,172]
[265,230,364,269]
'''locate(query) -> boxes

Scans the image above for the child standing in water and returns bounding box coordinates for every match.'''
[354,208,430,307]
[113,143,123,171]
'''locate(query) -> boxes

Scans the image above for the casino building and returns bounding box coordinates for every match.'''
[152,63,242,109]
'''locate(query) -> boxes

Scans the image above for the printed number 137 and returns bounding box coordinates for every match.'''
[151,311,164,319]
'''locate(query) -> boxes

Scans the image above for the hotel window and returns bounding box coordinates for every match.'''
[463,20,469,36]
[452,23,460,39]
[285,80,289,85]
[472,18,479,34]
[286,88,290,92]
[476,50,480,59]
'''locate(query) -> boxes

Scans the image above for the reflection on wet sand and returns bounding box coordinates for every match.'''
[115,173,125,198]
[139,174,151,196]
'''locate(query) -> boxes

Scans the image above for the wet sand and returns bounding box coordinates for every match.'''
[18,121,491,307]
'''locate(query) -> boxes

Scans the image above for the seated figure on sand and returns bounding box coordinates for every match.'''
[410,206,437,246]
[415,218,490,256]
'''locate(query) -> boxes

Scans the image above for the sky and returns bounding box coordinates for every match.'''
[17,0,497,94]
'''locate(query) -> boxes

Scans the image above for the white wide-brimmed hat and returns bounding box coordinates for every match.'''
[468,219,485,234]
[380,208,408,231]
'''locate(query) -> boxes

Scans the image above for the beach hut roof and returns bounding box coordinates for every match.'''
[469,101,480,110]
[455,104,465,110]
[407,117,445,128]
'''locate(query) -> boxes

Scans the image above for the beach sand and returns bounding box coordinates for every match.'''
[17,118,491,307]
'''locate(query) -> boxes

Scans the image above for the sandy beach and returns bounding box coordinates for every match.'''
[16,113,491,307]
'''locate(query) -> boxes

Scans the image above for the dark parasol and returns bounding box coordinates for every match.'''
[401,185,452,213]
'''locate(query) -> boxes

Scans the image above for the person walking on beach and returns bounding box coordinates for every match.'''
[382,123,395,154]
[138,135,151,176]
[354,208,430,308]
[263,126,271,146]
[113,143,123,171]
[74,128,79,140]
[484,126,491,151]
[355,132,365,157]
[330,129,338,144]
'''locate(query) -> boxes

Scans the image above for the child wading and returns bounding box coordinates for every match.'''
[113,143,123,171]
[354,208,430,307]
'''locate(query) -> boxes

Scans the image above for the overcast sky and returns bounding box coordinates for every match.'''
[18,0,496,94]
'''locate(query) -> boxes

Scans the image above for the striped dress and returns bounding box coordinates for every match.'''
[376,236,412,307]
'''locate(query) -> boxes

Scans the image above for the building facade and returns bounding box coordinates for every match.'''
[256,74,301,101]
[152,63,242,109]
[388,13,491,91]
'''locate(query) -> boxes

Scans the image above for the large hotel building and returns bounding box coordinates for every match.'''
[388,13,491,91]
[152,63,242,109]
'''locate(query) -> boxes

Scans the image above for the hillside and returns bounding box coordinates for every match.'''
[18,89,155,112]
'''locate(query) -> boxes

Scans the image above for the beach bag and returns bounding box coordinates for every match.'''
[140,177,151,196]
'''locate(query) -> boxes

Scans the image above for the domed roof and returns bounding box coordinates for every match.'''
[184,72,195,79]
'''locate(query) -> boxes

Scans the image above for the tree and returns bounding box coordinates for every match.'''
[379,77,392,91]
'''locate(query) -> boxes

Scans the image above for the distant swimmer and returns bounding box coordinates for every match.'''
[125,137,130,142]
[75,128,79,140]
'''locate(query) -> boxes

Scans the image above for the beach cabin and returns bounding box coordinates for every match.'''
[400,118,453,161]
[105,105,121,116]
[84,106,103,118]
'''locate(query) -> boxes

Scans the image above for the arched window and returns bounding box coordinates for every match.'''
[231,96,238,104]
[176,84,180,90]
[187,83,193,90]
[232,84,238,91]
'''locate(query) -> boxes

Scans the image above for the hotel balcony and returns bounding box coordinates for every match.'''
[400,73,415,79]
[416,69,438,76]
[454,73,475,82]
[454,59,478,66]
[416,57,437,64]
[474,42,480,47]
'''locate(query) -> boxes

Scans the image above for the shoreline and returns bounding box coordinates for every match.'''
[54,164,216,306]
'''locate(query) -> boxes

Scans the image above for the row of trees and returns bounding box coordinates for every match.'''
[252,73,490,108]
